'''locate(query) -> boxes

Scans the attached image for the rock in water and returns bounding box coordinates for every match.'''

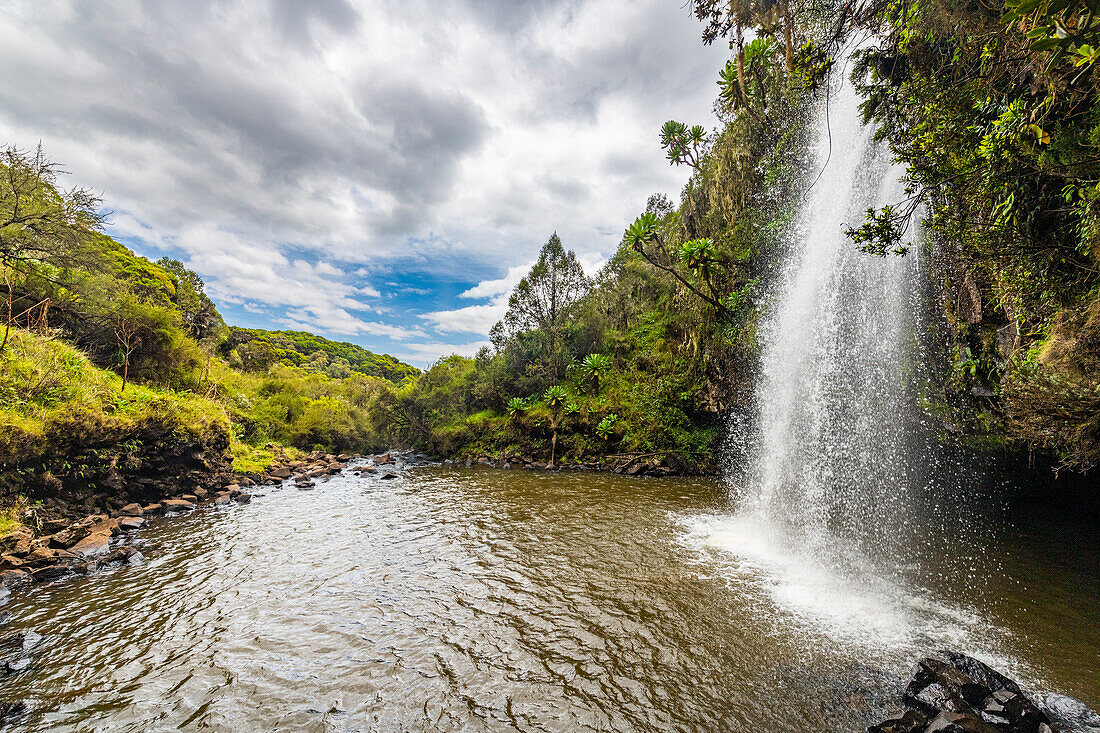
[869,709,928,733]
[872,651,1056,733]
[119,503,144,517]
[117,516,144,531]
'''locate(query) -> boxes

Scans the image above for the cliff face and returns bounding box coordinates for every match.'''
[926,242,1100,474]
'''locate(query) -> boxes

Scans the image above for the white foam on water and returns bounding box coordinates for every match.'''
[677,512,1015,666]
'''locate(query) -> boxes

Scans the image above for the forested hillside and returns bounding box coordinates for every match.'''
[222,327,417,382]
[0,149,416,505]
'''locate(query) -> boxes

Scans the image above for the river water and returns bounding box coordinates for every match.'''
[1,466,1097,732]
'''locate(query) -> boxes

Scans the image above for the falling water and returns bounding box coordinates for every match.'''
[683,64,1013,659]
[745,66,921,556]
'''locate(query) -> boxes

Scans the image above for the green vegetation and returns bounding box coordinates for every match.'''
[222,327,417,382]
[837,0,1100,469]
[0,328,230,501]
[0,144,416,503]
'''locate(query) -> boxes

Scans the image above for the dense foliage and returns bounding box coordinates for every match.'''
[840,0,1100,470]
[0,149,417,500]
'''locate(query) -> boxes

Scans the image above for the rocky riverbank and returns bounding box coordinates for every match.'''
[0,448,433,596]
[445,450,706,475]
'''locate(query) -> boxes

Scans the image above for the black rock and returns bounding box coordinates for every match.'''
[0,701,25,723]
[868,709,928,733]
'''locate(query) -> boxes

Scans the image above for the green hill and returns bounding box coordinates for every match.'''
[223,327,417,383]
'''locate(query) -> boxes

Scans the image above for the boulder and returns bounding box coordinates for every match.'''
[192,487,209,499]
[0,555,23,569]
[868,710,928,733]
[120,503,144,517]
[180,494,198,503]
[923,710,1003,732]
[380,472,399,480]
[142,503,163,516]
[47,527,88,549]
[9,536,32,558]
[69,526,113,557]
[874,652,1055,733]
[233,493,252,504]
[117,516,144,531]
[376,453,394,465]
[100,546,140,566]
[214,494,231,506]
[359,466,377,474]
[0,569,27,586]
[31,564,70,583]
[269,467,293,479]
[161,498,196,512]
[336,453,353,462]
[25,547,57,567]
[0,530,32,554]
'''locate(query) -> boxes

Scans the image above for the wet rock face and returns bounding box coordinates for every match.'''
[871,651,1075,733]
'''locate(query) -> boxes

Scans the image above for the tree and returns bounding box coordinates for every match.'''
[0,145,103,271]
[625,212,731,316]
[114,313,141,393]
[156,257,222,341]
[579,353,611,395]
[491,233,590,381]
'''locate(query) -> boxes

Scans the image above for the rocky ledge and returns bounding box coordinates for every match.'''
[870,651,1100,733]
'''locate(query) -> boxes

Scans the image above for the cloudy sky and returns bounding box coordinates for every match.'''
[1,0,728,366]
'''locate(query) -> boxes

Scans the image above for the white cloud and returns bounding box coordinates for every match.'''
[458,263,529,299]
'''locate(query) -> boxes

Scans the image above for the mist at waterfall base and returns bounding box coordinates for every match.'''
[677,69,1086,687]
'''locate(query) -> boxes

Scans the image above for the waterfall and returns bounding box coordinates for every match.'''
[740,64,922,562]
[682,64,1010,658]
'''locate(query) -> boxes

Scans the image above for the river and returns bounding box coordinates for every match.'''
[1,465,1096,732]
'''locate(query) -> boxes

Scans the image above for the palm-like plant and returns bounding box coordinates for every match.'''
[678,238,716,278]
[626,212,660,252]
[543,385,567,408]
[579,353,611,395]
[506,397,528,422]
[543,385,568,465]
[596,413,619,440]
[659,120,705,168]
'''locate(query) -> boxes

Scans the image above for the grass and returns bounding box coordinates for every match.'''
[0,500,25,535]
[230,439,301,474]
[0,329,232,491]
